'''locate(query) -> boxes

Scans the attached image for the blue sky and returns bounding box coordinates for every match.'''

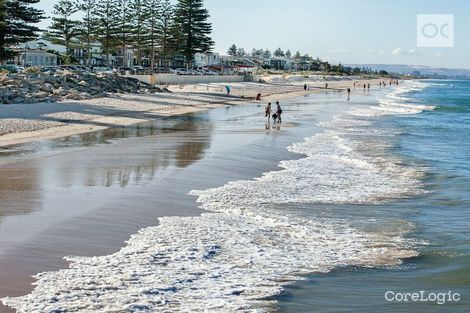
[37,0,470,68]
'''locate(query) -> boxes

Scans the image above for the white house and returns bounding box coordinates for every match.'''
[194,52,221,67]
[11,49,57,66]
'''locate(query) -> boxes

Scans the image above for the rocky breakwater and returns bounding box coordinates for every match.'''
[0,71,169,104]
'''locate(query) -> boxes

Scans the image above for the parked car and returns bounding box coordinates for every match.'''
[155,67,170,73]
[191,69,205,75]
[175,68,192,75]
[205,69,221,75]
[93,67,115,74]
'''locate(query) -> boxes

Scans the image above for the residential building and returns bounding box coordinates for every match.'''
[194,53,221,67]
[10,49,57,66]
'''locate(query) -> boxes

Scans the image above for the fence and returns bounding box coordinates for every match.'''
[123,74,252,85]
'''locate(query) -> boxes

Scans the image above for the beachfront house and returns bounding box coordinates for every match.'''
[194,53,221,67]
[9,49,58,67]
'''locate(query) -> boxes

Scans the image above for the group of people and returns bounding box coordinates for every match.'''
[265,101,283,123]
[379,80,399,87]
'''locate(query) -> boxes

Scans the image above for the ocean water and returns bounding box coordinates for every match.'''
[275,80,470,312]
[2,80,469,312]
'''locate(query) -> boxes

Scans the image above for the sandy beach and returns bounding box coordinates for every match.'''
[0,78,385,148]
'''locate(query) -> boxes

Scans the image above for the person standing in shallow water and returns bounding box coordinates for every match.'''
[276,101,282,123]
[265,102,272,122]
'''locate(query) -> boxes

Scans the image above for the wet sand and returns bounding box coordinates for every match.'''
[0,88,371,312]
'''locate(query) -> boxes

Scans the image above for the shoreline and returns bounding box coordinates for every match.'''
[0,78,386,148]
[0,81,422,312]
[0,90,351,312]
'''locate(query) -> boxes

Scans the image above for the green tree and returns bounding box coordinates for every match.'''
[263,49,271,59]
[94,0,120,66]
[0,0,44,62]
[251,48,263,58]
[143,0,161,68]
[273,47,284,57]
[227,44,236,56]
[157,0,175,67]
[80,0,97,66]
[285,49,291,58]
[129,0,149,66]
[47,0,82,61]
[173,0,214,67]
[293,50,301,59]
[236,47,245,57]
[116,0,132,67]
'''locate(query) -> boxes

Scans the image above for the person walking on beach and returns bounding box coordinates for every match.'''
[265,102,272,122]
[347,88,351,101]
[225,85,231,96]
[307,84,310,91]
[367,83,370,91]
[325,83,328,89]
[304,83,307,91]
[275,101,282,123]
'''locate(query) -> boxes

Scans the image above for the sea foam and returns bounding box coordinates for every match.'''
[2,81,429,312]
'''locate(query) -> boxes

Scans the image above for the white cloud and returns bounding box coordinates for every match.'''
[366,49,385,55]
[392,47,417,55]
[404,49,416,55]
[331,49,348,54]
[392,47,401,55]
